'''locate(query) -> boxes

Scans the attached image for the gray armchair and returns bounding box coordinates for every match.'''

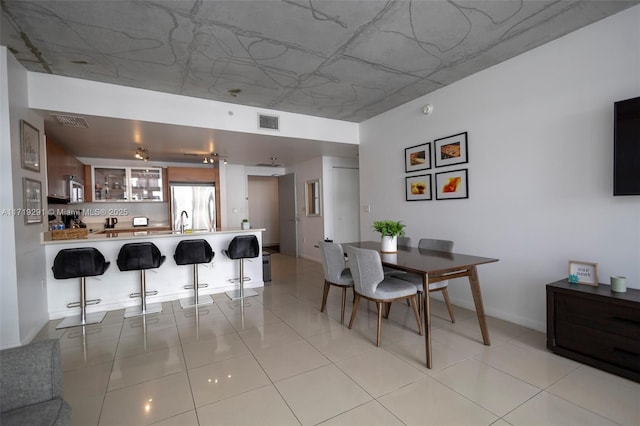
[0,339,71,426]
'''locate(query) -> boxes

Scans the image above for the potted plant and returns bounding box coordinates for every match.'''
[372,220,405,253]
[241,218,251,230]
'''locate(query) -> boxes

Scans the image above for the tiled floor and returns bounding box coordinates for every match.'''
[34,254,640,426]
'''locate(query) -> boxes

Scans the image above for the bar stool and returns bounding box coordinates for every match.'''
[117,242,165,318]
[224,235,260,300]
[174,239,215,309]
[52,247,110,329]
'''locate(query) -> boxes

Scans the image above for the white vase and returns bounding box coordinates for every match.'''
[381,235,397,253]
[241,221,250,229]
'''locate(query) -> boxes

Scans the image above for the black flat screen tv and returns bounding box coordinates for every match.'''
[613,96,640,196]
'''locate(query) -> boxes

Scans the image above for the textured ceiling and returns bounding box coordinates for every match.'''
[3,0,637,123]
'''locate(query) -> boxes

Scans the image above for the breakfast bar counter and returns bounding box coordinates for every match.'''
[42,228,265,319]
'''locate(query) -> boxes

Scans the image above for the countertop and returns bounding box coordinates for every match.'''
[41,227,266,244]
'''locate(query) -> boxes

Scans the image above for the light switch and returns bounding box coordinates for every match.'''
[363,205,371,213]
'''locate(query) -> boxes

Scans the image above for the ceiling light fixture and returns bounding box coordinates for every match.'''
[135,147,149,161]
[422,104,433,115]
[202,152,228,165]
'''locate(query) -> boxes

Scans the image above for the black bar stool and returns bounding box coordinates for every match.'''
[52,247,110,329]
[174,239,215,309]
[117,242,165,318]
[224,235,260,300]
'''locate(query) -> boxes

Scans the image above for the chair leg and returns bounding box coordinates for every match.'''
[320,281,330,313]
[348,294,361,329]
[441,287,456,323]
[340,286,347,325]
[376,301,383,347]
[384,302,391,318]
[409,295,423,335]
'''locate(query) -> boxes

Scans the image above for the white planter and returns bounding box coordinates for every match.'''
[241,222,251,230]
[381,235,397,253]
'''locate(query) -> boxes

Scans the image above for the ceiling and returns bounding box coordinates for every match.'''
[2,0,637,166]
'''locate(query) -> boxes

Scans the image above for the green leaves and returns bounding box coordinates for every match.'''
[372,220,406,237]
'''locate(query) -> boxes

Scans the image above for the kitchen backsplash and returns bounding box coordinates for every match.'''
[48,201,169,230]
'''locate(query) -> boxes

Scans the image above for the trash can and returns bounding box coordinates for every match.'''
[262,251,271,282]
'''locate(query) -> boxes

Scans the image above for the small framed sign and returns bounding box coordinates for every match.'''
[568,260,598,286]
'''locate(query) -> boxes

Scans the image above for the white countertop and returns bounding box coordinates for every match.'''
[42,227,266,244]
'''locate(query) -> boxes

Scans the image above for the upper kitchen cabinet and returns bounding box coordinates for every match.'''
[45,136,85,203]
[91,166,164,202]
[93,167,127,201]
[130,168,163,201]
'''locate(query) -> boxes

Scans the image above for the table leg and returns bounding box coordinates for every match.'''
[423,273,432,368]
[469,266,491,345]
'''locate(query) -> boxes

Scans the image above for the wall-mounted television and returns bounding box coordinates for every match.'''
[613,96,640,196]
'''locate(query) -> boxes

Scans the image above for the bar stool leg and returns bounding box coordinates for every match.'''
[225,259,258,300]
[180,264,213,309]
[124,270,163,318]
[56,277,107,329]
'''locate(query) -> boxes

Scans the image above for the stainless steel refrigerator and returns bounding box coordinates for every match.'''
[170,183,216,232]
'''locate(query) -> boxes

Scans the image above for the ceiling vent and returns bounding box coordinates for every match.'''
[256,156,281,167]
[258,113,279,131]
[51,114,89,128]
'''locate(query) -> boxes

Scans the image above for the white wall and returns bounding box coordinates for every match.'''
[359,6,640,332]
[28,73,358,145]
[0,48,49,348]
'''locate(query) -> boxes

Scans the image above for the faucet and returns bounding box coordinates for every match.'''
[180,210,189,233]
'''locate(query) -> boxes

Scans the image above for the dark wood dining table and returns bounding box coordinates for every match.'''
[345,241,499,368]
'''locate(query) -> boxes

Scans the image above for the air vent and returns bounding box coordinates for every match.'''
[258,113,279,131]
[255,163,282,167]
[51,114,89,128]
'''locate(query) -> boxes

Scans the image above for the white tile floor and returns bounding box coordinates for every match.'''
[34,254,640,426]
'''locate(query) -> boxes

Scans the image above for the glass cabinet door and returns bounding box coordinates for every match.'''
[93,167,127,201]
[130,168,163,201]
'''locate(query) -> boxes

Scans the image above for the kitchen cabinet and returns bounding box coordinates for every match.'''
[130,168,163,201]
[91,166,164,202]
[93,167,127,201]
[45,136,85,202]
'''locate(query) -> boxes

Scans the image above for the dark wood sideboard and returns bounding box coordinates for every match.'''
[546,279,640,382]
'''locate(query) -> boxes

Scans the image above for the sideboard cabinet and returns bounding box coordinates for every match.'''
[546,279,640,382]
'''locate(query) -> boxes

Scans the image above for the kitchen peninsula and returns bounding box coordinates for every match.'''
[42,228,265,319]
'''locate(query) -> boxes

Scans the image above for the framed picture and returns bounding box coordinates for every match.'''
[435,169,468,200]
[405,142,431,173]
[23,178,43,225]
[568,260,599,286]
[434,131,468,168]
[406,174,432,201]
[21,120,40,172]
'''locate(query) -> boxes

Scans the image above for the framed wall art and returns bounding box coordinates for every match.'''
[435,169,468,200]
[23,177,43,225]
[434,131,467,168]
[21,120,40,172]
[404,142,431,173]
[405,174,432,201]
[568,260,598,286]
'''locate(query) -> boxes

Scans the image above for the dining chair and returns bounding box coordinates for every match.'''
[346,246,423,347]
[318,241,354,324]
[393,238,456,322]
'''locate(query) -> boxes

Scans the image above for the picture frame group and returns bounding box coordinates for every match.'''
[404,131,469,201]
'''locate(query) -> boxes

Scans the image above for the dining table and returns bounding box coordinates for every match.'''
[344,241,499,369]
